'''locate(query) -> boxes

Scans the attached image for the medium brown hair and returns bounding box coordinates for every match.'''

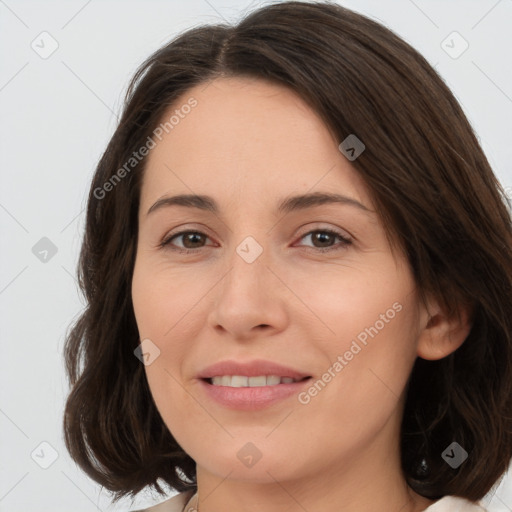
[63,0,512,504]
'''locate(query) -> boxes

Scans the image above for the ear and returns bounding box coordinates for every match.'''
[416,296,474,361]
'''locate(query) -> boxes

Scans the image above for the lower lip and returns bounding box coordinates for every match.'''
[198,378,312,410]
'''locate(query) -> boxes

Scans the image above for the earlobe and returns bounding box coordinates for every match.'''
[416,299,474,361]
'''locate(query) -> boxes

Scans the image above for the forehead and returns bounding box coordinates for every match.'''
[139,76,371,212]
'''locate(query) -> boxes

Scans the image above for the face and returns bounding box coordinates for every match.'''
[131,77,429,485]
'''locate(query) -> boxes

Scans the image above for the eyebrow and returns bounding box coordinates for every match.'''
[146,191,372,217]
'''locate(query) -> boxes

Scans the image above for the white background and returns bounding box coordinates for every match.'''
[1,0,511,510]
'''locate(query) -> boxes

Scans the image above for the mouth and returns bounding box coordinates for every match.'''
[202,375,312,387]
[198,375,313,410]
[196,359,312,409]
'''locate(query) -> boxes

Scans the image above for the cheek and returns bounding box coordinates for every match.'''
[143,360,204,456]
[131,258,209,340]
[131,260,209,407]
[295,263,419,405]
[288,260,412,343]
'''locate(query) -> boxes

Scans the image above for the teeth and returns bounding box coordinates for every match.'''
[266,375,281,386]
[210,375,300,387]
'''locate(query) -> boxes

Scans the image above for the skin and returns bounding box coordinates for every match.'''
[131,77,472,512]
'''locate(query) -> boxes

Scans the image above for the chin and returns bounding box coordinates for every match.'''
[175,427,309,482]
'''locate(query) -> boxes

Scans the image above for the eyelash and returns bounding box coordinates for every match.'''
[158,228,352,254]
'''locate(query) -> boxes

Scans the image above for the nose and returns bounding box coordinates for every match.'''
[207,238,289,341]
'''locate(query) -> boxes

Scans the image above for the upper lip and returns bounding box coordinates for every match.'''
[197,359,311,380]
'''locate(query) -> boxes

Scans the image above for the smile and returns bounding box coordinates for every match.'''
[207,375,306,387]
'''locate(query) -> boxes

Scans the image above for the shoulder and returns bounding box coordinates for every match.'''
[424,495,488,511]
[130,490,196,512]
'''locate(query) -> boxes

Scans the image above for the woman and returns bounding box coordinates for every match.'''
[62,2,512,511]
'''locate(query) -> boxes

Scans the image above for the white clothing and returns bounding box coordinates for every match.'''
[131,489,488,511]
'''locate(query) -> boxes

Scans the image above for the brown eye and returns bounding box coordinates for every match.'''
[297,229,352,252]
[159,228,352,254]
[160,231,211,252]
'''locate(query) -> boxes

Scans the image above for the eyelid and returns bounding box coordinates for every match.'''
[294,223,353,242]
[159,226,217,250]
[159,223,353,254]
[161,223,214,240]
[292,226,353,253]
[161,222,352,242]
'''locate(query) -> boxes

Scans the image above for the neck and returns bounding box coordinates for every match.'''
[193,468,433,512]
